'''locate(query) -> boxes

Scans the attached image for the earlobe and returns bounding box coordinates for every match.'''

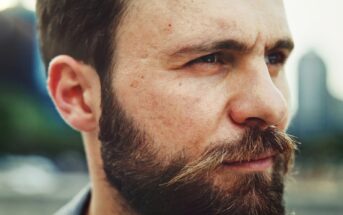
[48,55,98,132]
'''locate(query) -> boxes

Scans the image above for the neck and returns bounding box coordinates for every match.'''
[87,183,137,215]
[82,133,138,215]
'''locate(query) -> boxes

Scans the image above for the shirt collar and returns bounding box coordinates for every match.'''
[54,185,91,215]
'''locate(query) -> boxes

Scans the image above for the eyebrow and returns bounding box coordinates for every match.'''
[268,39,295,52]
[169,38,294,58]
[170,39,249,57]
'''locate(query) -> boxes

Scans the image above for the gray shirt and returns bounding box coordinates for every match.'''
[54,186,91,215]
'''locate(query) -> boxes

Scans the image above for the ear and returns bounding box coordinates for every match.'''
[47,55,101,132]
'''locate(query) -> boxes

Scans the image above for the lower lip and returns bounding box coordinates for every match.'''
[223,156,274,172]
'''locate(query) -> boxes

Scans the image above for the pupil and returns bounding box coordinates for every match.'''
[267,53,282,64]
[204,55,216,63]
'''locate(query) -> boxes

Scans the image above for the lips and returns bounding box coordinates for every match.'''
[222,151,276,172]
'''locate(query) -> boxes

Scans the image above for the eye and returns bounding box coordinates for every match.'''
[265,51,286,65]
[183,52,234,75]
[189,53,222,65]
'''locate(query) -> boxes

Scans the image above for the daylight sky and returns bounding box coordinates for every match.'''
[284,0,343,109]
[1,0,342,111]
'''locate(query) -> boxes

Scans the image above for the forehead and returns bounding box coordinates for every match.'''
[118,0,291,57]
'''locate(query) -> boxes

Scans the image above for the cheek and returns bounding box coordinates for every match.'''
[142,88,210,154]
[117,77,216,156]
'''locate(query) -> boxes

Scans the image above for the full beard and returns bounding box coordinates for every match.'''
[99,80,297,215]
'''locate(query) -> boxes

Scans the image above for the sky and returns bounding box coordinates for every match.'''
[1,0,342,111]
[284,0,343,110]
[0,0,34,11]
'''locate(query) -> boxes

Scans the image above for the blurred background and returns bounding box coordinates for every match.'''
[0,0,342,214]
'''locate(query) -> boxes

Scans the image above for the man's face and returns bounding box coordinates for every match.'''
[99,0,295,214]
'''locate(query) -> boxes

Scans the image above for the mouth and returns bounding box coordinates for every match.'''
[222,152,276,172]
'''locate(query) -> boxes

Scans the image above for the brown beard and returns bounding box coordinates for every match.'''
[99,78,297,215]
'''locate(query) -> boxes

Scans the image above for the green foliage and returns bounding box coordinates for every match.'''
[296,133,343,164]
[0,87,83,156]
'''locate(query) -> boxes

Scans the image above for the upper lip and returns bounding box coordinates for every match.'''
[223,150,276,165]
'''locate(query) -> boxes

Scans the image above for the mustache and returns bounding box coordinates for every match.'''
[165,126,298,186]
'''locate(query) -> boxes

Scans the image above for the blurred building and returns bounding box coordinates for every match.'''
[290,51,343,137]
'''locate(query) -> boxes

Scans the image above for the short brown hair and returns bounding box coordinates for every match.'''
[36,0,129,78]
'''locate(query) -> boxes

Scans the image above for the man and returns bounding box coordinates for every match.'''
[36,0,297,214]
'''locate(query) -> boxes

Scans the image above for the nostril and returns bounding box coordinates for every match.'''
[244,117,268,130]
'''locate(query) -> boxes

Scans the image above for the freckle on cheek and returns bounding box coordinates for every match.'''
[130,80,140,88]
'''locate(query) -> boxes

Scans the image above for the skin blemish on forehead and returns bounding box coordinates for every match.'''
[163,23,174,34]
[215,18,237,31]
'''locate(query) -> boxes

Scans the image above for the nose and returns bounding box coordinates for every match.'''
[228,64,289,130]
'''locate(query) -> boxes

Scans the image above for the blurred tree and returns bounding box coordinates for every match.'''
[0,6,83,158]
